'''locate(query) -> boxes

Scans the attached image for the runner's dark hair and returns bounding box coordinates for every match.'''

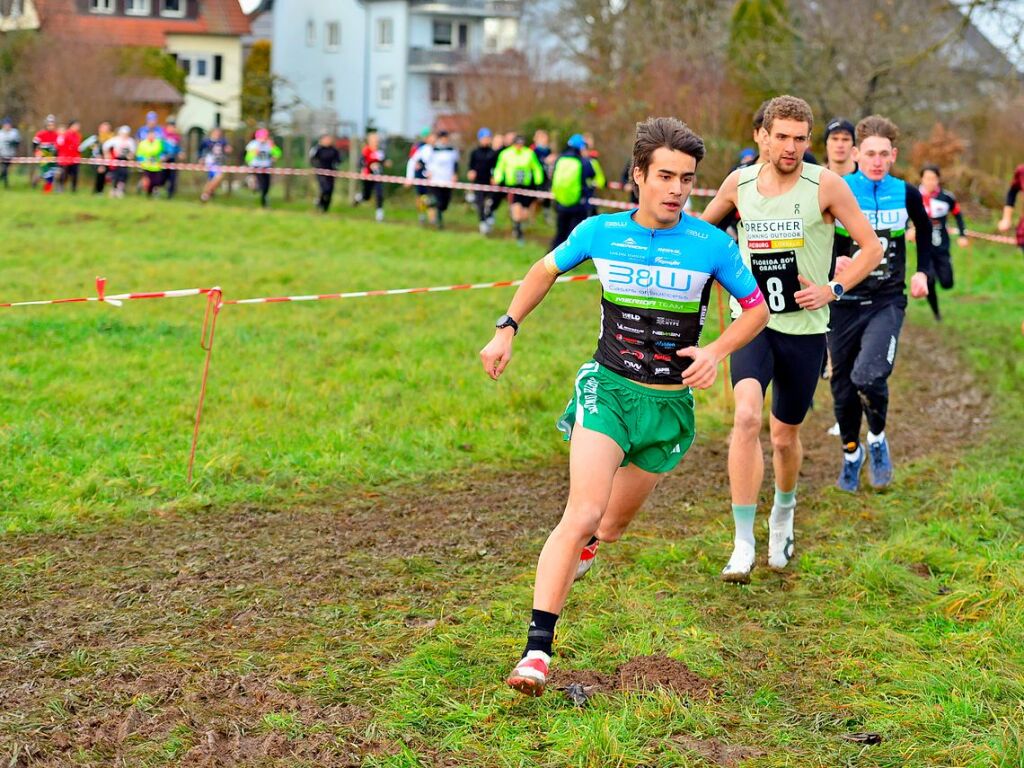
[752,99,771,131]
[920,163,941,179]
[632,117,705,179]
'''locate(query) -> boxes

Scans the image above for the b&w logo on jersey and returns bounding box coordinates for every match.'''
[622,312,641,321]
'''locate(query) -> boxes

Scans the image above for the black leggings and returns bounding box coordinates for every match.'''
[60,164,79,192]
[255,171,271,207]
[551,206,587,250]
[828,301,905,445]
[361,178,383,208]
[926,248,953,318]
[317,175,335,212]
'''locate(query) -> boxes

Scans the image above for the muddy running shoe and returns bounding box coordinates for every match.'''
[721,541,755,584]
[574,540,600,582]
[837,444,865,492]
[867,437,893,488]
[507,650,550,696]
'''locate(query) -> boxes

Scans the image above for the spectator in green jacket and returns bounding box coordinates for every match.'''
[549,134,599,249]
[492,134,544,243]
[136,128,165,197]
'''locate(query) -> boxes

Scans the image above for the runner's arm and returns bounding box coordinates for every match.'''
[481,220,596,381]
[818,170,883,299]
[998,169,1022,232]
[951,195,968,246]
[479,257,559,381]
[678,294,767,390]
[699,170,739,226]
[905,184,933,296]
[678,239,768,389]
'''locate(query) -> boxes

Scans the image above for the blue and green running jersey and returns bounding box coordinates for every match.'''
[834,171,935,304]
[545,211,763,384]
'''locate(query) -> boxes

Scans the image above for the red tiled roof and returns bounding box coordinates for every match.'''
[33,0,250,47]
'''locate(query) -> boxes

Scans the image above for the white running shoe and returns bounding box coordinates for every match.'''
[721,541,756,584]
[507,650,550,697]
[574,540,600,582]
[375,208,385,222]
[767,508,795,571]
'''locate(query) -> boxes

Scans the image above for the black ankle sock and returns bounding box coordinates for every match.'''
[523,609,558,657]
[586,535,598,547]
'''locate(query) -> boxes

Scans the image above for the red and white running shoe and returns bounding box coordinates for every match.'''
[507,651,550,696]
[574,540,600,582]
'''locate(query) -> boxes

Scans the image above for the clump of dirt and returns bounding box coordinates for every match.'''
[908,562,933,578]
[619,654,715,699]
[667,735,766,767]
[552,655,714,700]
[550,668,618,691]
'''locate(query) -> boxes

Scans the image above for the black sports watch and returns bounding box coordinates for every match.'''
[827,281,845,300]
[495,314,519,335]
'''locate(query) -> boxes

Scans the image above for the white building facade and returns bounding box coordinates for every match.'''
[271,0,520,137]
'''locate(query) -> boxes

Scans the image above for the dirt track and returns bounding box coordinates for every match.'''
[0,322,990,766]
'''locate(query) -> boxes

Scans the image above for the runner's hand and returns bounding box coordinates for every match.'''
[480,330,514,381]
[795,275,833,310]
[834,255,854,276]
[957,236,969,248]
[677,346,719,390]
[997,216,1012,233]
[910,271,929,299]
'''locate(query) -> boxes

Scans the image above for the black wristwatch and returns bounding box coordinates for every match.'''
[495,314,519,335]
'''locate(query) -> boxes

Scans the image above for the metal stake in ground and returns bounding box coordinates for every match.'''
[188,288,223,485]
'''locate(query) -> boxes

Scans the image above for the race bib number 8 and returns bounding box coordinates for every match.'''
[749,250,801,313]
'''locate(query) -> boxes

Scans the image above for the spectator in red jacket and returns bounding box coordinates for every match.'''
[57,119,82,193]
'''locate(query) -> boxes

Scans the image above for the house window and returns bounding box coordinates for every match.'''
[89,0,114,14]
[377,76,394,108]
[457,23,468,49]
[376,18,393,49]
[178,55,212,81]
[432,20,451,47]
[306,19,316,47]
[160,0,185,18]
[125,0,150,16]
[325,21,340,52]
[324,77,335,104]
[429,77,456,105]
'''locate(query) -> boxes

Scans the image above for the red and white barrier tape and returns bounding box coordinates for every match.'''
[963,228,1017,245]
[8,156,646,208]
[225,273,598,305]
[0,277,217,308]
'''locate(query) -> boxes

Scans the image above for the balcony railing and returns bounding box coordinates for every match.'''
[407,47,470,72]
[408,0,519,18]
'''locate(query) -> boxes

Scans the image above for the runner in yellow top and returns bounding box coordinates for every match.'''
[701,95,883,583]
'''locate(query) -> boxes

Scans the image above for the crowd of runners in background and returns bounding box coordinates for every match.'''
[1,109,1022,259]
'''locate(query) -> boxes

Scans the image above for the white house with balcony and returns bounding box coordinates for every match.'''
[270,0,520,138]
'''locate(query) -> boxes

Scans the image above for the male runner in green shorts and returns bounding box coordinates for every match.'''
[480,117,769,696]
[700,95,883,584]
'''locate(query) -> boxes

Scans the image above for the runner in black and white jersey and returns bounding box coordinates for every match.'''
[916,165,968,321]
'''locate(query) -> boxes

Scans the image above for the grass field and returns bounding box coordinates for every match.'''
[1,182,1022,767]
